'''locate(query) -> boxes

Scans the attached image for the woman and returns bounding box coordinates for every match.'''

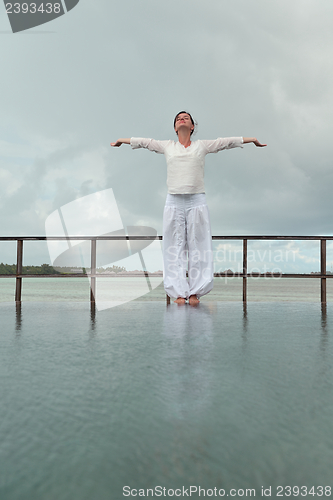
[111,111,266,305]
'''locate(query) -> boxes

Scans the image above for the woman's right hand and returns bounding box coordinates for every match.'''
[252,139,267,147]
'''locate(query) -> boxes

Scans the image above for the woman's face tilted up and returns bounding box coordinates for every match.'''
[174,112,194,137]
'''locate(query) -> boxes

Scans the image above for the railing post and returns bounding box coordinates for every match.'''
[243,239,247,302]
[90,239,96,303]
[15,239,23,302]
[321,239,326,303]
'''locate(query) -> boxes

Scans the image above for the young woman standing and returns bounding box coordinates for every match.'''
[111,111,266,305]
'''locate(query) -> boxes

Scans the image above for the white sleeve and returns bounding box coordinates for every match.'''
[200,137,244,154]
[130,138,168,154]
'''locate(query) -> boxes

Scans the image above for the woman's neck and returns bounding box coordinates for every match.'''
[177,130,192,148]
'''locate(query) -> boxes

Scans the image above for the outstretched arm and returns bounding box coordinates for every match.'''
[110,138,131,147]
[111,137,167,154]
[243,137,267,147]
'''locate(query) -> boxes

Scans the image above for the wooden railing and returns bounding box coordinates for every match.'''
[0,236,332,303]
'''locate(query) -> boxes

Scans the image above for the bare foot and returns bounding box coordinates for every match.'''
[174,297,186,305]
[189,295,200,306]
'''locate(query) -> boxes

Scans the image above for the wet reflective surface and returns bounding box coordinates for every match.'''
[2,277,333,303]
[1,301,333,499]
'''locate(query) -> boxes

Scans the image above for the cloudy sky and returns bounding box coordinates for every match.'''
[1,0,333,272]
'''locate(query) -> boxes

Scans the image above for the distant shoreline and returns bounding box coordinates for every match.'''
[0,263,163,276]
[1,264,331,278]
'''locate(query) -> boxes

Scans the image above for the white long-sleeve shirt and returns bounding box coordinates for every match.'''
[130,137,243,194]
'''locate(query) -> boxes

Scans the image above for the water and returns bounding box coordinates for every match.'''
[1,277,333,302]
[1,300,333,500]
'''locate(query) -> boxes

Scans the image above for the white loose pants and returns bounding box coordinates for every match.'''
[163,193,214,299]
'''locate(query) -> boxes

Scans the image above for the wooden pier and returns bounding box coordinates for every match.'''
[0,235,332,303]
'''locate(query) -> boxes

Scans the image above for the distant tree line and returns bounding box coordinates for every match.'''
[0,263,127,275]
[0,263,61,275]
[55,265,126,274]
[97,265,126,273]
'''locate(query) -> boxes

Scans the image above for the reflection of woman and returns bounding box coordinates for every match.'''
[111,111,266,305]
[161,303,215,418]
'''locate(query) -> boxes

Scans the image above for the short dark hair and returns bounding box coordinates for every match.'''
[174,111,196,136]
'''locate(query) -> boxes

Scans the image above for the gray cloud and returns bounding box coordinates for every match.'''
[1,0,333,266]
